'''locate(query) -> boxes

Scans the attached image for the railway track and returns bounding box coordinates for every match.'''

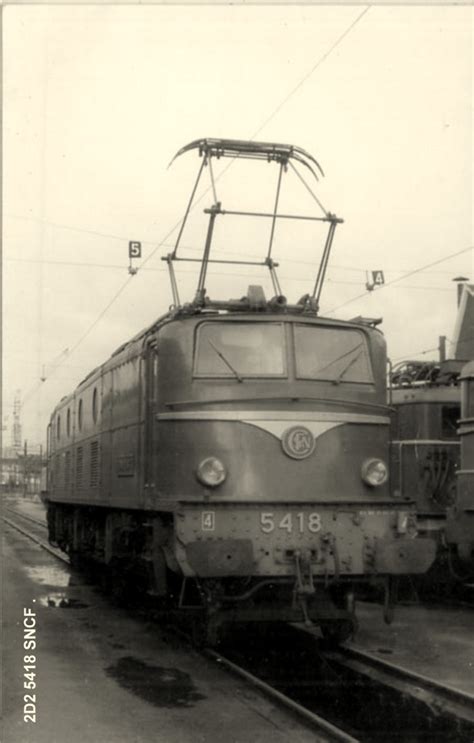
[4,505,48,530]
[5,505,474,741]
[3,506,67,563]
[2,508,355,743]
[220,622,474,742]
[326,644,474,729]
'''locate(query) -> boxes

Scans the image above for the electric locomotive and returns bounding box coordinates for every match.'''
[446,361,474,568]
[389,359,462,537]
[44,139,436,644]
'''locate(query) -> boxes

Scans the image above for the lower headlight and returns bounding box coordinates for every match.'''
[196,457,226,487]
[361,458,388,487]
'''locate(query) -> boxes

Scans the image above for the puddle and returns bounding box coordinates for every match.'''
[82,620,98,629]
[105,656,206,708]
[24,565,72,588]
[40,593,89,609]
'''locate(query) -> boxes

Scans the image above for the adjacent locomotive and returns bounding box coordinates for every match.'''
[44,139,436,644]
[389,359,462,537]
[446,361,474,568]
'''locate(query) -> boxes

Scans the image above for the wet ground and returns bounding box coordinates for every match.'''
[218,623,474,742]
[2,516,321,743]
[4,492,47,523]
[349,600,474,695]
[4,494,474,741]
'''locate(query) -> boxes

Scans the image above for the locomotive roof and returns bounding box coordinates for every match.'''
[55,308,381,409]
[51,301,383,417]
[107,304,382,363]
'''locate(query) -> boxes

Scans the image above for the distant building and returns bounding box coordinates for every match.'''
[452,283,474,361]
[1,448,22,489]
[1,448,43,494]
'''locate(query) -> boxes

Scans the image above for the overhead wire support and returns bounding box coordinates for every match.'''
[171,256,276,267]
[21,11,371,406]
[215,209,338,223]
[312,217,340,310]
[207,155,219,206]
[194,202,221,306]
[171,155,207,259]
[165,254,181,307]
[266,257,283,297]
[267,161,285,260]
[288,160,329,217]
[167,137,342,311]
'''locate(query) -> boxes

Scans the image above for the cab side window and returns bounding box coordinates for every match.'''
[441,404,460,439]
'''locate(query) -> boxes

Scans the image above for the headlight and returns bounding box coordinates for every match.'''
[196,457,226,487]
[361,458,388,487]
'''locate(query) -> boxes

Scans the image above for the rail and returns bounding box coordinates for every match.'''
[330,644,474,722]
[3,513,68,564]
[3,511,357,742]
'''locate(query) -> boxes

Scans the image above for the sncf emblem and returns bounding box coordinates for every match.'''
[281,426,316,460]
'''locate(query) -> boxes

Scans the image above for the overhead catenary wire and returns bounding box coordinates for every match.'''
[17,238,470,407]
[323,246,473,315]
[6,214,468,276]
[4,256,457,291]
[391,333,474,363]
[391,346,442,363]
[249,6,371,138]
[19,241,466,408]
[17,7,374,408]
[20,278,136,408]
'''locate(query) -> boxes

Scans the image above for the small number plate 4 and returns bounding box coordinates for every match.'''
[260,512,321,534]
[201,511,215,531]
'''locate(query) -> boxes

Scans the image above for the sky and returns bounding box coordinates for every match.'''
[3,4,473,448]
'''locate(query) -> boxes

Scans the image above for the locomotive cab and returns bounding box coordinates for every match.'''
[390,361,462,535]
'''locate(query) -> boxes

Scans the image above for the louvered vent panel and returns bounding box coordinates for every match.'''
[55,455,61,489]
[76,446,84,489]
[90,441,100,488]
[64,451,71,489]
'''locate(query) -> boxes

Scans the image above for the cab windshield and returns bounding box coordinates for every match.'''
[195,322,286,378]
[294,325,373,384]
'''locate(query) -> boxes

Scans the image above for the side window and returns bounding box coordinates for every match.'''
[148,348,159,401]
[441,404,460,439]
[462,378,474,418]
[57,415,61,440]
[78,399,83,431]
[67,408,71,437]
[92,387,99,424]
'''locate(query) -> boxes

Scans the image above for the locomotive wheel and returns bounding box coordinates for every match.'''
[320,616,358,646]
[68,549,85,570]
[190,620,208,648]
[190,616,221,648]
[109,558,140,607]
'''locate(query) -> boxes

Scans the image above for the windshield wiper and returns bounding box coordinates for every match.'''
[208,340,243,383]
[312,343,363,382]
[333,349,363,385]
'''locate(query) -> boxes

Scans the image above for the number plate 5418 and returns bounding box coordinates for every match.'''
[260,512,321,534]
